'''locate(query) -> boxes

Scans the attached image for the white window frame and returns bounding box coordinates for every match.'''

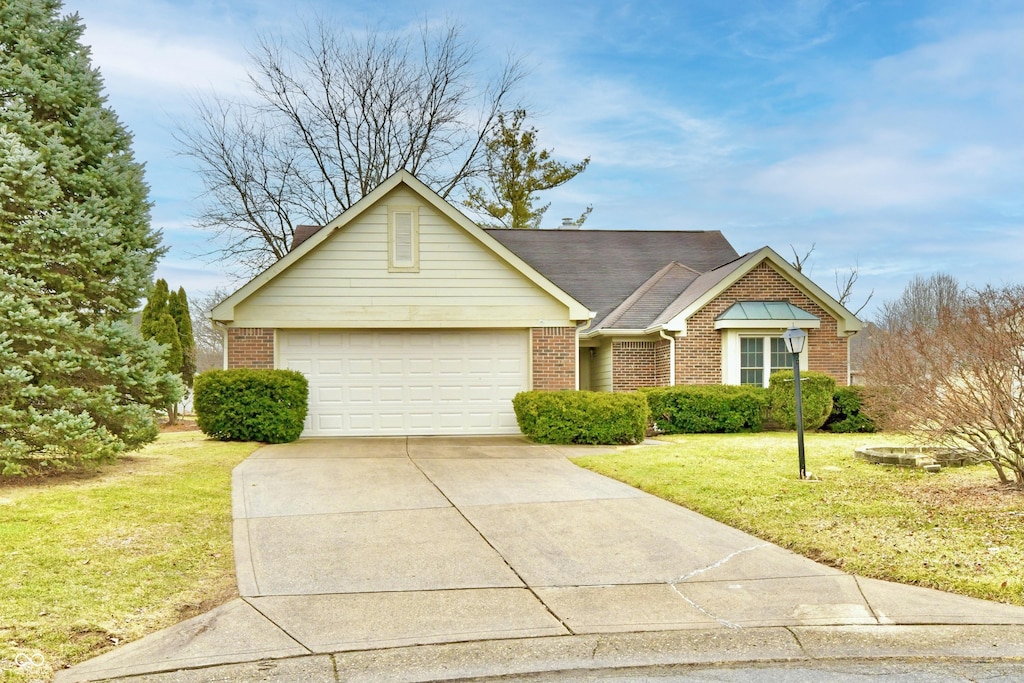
[388,206,419,272]
[722,329,807,387]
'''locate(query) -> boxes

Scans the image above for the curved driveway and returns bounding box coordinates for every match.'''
[60,436,1024,682]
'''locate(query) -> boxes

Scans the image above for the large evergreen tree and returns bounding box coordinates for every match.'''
[0,0,179,472]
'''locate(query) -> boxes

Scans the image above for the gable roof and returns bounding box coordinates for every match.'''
[484,229,739,328]
[598,262,701,330]
[655,246,863,335]
[213,172,860,337]
[210,170,592,322]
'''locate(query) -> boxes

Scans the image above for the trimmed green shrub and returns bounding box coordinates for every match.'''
[768,370,836,431]
[194,369,308,443]
[513,390,649,445]
[640,385,767,434]
[823,386,878,433]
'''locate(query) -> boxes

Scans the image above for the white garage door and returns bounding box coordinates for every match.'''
[279,330,528,436]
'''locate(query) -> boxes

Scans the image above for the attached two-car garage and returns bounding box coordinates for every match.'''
[278,330,528,436]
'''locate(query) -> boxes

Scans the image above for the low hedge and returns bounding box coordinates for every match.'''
[194,369,308,443]
[512,390,649,445]
[641,385,767,434]
[767,370,836,431]
[823,385,878,433]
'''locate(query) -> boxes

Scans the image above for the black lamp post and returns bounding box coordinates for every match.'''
[782,326,807,480]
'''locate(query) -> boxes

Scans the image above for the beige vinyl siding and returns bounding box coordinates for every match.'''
[578,348,592,391]
[589,339,613,392]
[232,187,572,328]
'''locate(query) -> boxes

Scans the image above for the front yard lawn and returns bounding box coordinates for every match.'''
[0,431,259,681]
[573,432,1024,606]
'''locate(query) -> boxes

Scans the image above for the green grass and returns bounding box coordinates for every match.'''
[573,432,1024,606]
[0,431,259,682]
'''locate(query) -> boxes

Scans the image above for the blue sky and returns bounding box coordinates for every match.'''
[63,0,1023,319]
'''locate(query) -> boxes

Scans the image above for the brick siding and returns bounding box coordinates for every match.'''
[675,262,849,386]
[654,338,673,386]
[226,328,275,369]
[531,327,576,390]
[612,340,659,392]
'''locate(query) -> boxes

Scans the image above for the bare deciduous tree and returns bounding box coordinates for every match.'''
[176,19,524,275]
[789,243,873,315]
[863,282,1024,489]
[834,259,873,317]
[874,272,962,333]
[789,243,816,273]
[189,288,232,374]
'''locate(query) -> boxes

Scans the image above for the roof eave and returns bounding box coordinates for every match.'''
[209,170,593,323]
[659,246,863,336]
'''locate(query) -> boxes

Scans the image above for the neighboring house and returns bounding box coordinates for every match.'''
[210,171,861,437]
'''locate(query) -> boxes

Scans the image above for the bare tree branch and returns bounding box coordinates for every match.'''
[789,243,815,273]
[863,280,1024,489]
[175,19,524,277]
[834,259,874,316]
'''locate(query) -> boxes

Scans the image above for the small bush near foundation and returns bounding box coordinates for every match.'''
[641,385,767,434]
[823,386,877,433]
[194,369,308,443]
[768,370,835,431]
[513,390,649,445]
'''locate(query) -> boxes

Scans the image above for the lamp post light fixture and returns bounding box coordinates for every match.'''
[782,325,808,480]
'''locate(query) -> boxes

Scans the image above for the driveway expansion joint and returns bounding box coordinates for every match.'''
[59,437,1024,682]
[240,596,313,655]
[405,448,578,636]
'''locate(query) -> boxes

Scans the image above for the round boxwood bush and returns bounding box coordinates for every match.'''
[768,370,835,431]
[194,369,308,443]
[512,390,649,445]
[823,385,877,433]
[640,385,767,434]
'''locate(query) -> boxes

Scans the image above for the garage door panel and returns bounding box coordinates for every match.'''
[348,359,373,375]
[317,358,342,372]
[288,359,313,374]
[348,387,373,404]
[408,359,434,375]
[379,386,404,404]
[378,359,404,376]
[408,386,433,402]
[437,358,463,375]
[281,330,528,436]
[318,387,343,402]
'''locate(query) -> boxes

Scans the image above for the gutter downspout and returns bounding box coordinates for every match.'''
[658,329,676,386]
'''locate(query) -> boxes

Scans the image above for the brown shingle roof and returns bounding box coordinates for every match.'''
[290,225,324,251]
[598,262,701,330]
[485,229,739,327]
[651,251,759,327]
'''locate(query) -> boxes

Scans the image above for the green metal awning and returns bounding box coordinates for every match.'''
[714,301,819,329]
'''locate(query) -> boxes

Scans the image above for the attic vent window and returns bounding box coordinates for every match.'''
[389,207,419,272]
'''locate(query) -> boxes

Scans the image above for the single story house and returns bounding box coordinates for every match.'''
[210,170,861,437]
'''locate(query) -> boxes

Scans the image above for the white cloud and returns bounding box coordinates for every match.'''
[748,141,1003,212]
[81,23,250,97]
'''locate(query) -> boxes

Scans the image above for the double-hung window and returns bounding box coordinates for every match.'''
[739,336,791,387]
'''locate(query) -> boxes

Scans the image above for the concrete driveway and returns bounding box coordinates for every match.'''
[59,437,1024,682]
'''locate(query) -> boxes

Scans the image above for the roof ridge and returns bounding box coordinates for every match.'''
[650,250,765,327]
[599,261,694,330]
